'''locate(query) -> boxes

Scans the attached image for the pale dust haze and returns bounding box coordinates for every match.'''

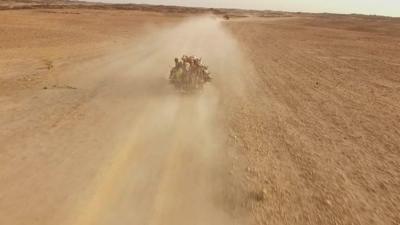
[63,17,250,225]
[88,0,400,17]
[1,5,400,225]
[0,12,250,225]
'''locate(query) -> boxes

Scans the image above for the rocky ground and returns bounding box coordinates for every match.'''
[0,4,399,225]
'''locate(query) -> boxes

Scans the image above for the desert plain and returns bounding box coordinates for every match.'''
[0,2,400,225]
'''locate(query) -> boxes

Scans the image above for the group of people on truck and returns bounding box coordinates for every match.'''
[169,55,211,89]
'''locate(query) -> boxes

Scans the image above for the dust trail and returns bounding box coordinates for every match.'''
[69,17,249,225]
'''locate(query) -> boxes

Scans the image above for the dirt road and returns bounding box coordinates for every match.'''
[64,18,252,225]
[1,8,400,225]
[0,11,249,225]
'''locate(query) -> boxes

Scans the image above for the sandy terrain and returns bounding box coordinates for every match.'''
[226,16,400,225]
[1,5,399,225]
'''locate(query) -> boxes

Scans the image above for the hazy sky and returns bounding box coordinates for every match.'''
[87,0,400,17]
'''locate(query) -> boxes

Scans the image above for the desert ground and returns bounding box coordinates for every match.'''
[0,4,400,225]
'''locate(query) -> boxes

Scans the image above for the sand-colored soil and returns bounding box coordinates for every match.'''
[0,7,399,225]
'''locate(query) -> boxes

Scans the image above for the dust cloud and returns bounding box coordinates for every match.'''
[68,17,250,225]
